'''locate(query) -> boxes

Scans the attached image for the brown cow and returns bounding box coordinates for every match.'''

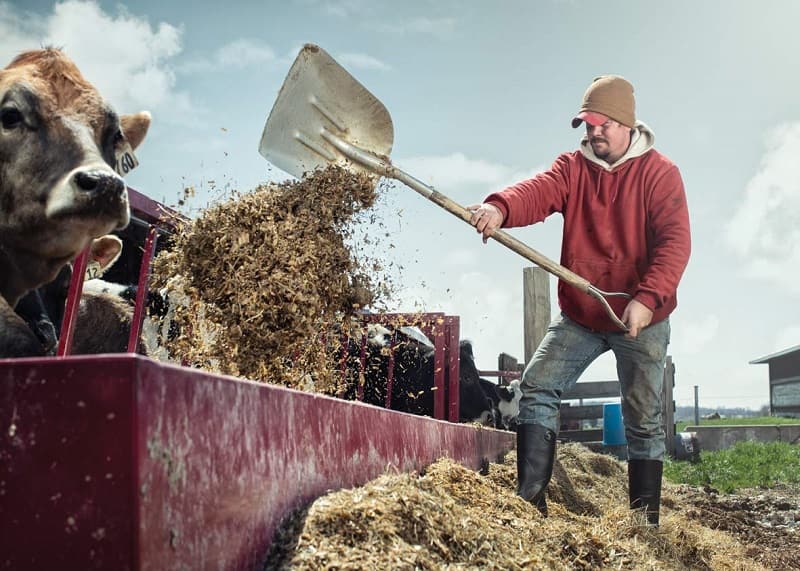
[15,234,127,354]
[0,48,149,357]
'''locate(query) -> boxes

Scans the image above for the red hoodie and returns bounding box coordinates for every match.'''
[485,143,690,332]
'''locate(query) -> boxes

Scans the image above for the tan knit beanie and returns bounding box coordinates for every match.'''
[571,75,636,128]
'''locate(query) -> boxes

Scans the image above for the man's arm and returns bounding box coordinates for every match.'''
[468,153,573,241]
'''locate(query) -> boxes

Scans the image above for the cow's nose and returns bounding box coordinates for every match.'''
[73,169,125,197]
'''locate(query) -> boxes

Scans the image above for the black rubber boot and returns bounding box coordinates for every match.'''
[628,458,663,526]
[516,423,556,516]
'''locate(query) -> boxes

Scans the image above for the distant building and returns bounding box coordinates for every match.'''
[750,345,800,418]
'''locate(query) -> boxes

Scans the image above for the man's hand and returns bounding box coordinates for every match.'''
[468,203,504,243]
[621,299,653,338]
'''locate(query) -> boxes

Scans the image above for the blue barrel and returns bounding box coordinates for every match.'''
[602,402,627,446]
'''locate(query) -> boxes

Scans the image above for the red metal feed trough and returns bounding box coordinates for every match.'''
[1,187,515,569]
[0,355,514,569]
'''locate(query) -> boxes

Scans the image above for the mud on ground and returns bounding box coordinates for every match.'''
[670,483,800,570]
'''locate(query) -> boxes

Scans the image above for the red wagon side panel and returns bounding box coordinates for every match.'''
[0,358,137,570]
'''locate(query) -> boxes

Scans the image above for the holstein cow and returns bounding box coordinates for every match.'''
[497,379,523,429]
[342,324,494,425]
[455,340,497,425]
[480,377,523,430]
[0,48,150,357]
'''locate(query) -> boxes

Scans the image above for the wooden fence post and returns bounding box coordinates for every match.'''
[662,356,676,457]
[498,353,520,374]
[523,267,550,365]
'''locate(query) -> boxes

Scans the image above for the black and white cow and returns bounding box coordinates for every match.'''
[456,340,498,425]
[339,323,426,407]
[497,379,523,429]
[342,324,495,425]
[480,378,523,430]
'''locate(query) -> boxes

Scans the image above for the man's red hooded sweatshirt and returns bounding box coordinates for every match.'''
[484,123,691,332]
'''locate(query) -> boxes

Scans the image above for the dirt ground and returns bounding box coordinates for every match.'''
[669,483,800,570]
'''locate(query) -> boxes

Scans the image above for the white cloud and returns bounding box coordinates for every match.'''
[669,313,720,356]
[293,1,456,39]
[180,38,277,73]
[336,52,390,71]
[0,3,40,56]
[442,248,479,267]
[374,17,457,39]
[299,0,369,18]
[0,1,186,114]
[725,122,800,293]
[398,152,544,197]
[329,0,371,18]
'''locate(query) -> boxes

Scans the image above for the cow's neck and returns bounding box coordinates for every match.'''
[0,243,66,308]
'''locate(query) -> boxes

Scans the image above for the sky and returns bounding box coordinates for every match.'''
[3,0,799,410]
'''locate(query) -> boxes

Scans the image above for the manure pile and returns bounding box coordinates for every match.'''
[151,166,394,389]
[266,444,779,571]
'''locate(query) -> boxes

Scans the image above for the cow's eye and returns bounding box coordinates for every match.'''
[1,107,23,129]
[113,129,124,145]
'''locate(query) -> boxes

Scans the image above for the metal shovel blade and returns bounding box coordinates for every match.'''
[259,44,394,179]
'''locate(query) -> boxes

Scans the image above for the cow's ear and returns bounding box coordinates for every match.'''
[90,235,123,274]
[121,111,151,150]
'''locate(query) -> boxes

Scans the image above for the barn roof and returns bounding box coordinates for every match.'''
[749,344,800,364]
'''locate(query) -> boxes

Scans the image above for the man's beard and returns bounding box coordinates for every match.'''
[591,138,609,160]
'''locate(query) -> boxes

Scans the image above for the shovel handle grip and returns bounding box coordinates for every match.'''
[393,167,631,332]
[320,131,631,331]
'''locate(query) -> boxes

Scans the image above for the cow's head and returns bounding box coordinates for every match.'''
[0,48,149,303]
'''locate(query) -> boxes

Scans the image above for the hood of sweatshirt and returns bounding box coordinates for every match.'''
[580,121,655,171]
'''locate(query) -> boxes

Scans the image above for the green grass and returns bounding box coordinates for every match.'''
[664,440,800,493]
[676,416,800,433]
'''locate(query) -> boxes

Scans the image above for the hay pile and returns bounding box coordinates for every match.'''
[266,444,772,570]
[151,166,394,389]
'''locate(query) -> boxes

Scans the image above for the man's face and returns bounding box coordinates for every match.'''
[585,116,631,164]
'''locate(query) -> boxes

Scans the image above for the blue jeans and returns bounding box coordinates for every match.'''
[518,313,670,460]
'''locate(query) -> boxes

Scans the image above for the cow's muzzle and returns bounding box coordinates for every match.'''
[73,168,126,198]
[45,165,130,230]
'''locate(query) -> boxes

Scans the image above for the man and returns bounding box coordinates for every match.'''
[469,75,691,526]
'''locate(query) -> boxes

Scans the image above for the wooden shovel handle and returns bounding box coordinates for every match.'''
[386,166,591,289]
[320,130,631,331]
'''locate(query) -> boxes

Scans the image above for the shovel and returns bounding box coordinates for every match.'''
[259,44,631,331]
